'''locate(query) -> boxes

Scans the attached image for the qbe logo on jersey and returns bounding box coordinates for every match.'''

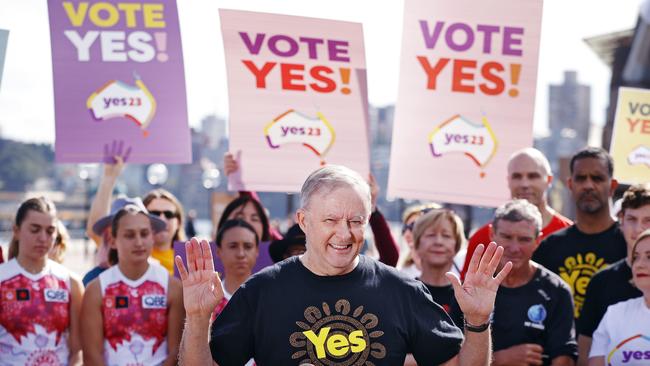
[142,294,166,309]
[44,288,69,303]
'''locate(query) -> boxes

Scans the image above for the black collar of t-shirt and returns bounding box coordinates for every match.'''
[498,267,542,293]
[571,221,620,237]
[294,254,366,283]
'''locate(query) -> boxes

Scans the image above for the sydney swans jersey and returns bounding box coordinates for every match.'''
[0,259,72,365]
[99,264,169,365]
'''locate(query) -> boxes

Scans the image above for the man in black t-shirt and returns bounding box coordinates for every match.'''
[532,148,626,324]
[175,165,514,365]
[576,184,650,366]
[490,200,577,366]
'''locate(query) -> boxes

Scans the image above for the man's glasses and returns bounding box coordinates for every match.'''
[149,210,178,219]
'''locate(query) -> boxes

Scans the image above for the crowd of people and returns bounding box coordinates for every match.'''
[0,145,648,365]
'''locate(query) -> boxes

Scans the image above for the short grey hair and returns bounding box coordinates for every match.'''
[508,147,552,177]
[492,199,542,237]
[300,165,371,213]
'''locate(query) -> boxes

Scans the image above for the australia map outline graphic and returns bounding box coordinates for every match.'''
[627,145,650,168]
[428,114,498,177]
[86,73,157,137]
[264,109,336,165]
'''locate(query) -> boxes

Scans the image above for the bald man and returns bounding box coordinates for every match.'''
[461,148,572,279]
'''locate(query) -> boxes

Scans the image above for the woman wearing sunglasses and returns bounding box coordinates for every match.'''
[87,149,186,276]
[143,189,187,275]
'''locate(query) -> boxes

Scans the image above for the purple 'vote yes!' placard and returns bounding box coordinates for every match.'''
[48,1,191,163]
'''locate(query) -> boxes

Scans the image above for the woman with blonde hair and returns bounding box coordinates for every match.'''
[398,203,441,278]
[86,151,187,277]
[142,188,187,274]
[413,209,466,327]
[48,220,70,264]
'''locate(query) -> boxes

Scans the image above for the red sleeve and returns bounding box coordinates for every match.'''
[0,246,3,263]
[461,224,491,281]
[369,209,400,267]
[539,214,572,239]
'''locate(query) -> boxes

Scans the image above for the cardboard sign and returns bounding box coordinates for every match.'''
[388,0,543,206]
[220,9,370,192]
[48,0,191,163]
[610,87,650,184]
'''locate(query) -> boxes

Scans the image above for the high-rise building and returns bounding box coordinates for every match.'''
[201,115,227,149]
[535,71,592,219]
[549,71,591,146]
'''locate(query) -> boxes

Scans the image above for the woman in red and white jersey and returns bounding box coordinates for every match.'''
[0,197,84,365]
[81,199,184,366]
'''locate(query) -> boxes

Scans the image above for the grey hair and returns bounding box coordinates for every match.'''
[300,165,371,213]
[508,147,552,177]
[492,199,542,237]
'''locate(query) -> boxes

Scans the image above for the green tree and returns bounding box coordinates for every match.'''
[0,139,53,191]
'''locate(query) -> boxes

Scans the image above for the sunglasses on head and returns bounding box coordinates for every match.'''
[149,210,177,219]
[401,207,440,234]
[402,221,416,234]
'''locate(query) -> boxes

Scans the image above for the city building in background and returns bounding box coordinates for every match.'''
[536,70,592,219]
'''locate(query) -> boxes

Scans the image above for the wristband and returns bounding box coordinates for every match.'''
[464,319,490,333]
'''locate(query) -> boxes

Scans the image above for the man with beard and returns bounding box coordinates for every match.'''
[532,147,626,325]
[461,148,572,279]
[575,184,649,366]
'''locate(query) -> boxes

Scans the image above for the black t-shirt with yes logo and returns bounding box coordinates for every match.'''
[532,223,626,321]
[210,255,463,365]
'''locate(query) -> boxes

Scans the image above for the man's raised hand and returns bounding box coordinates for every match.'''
[174,238,224,320]
[446,242,512,325]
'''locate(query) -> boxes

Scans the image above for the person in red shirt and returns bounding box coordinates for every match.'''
[461,148,571,279]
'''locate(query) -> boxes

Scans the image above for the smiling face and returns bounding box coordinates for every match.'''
[216,226,259,279]
[14,210,58,263]
[507,154,551,207]
[632,237,650,294]
[416,218,458,269]
[297,185,369,276]
[113,212,154,265]
[568,157,616,215]
[491,219,539,273]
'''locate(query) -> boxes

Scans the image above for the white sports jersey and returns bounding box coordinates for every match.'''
[0,259,72,365]
[99,264,169,366]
